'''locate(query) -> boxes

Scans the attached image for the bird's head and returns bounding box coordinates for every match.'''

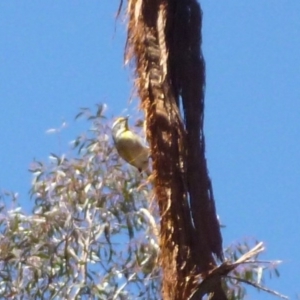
[112,116,129,141]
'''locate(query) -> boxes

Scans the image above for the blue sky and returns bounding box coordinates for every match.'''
[0,1,299,299]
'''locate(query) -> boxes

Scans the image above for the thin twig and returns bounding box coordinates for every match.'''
[194,242,285,298]
[226,275,288,300]
[112,272,136,300]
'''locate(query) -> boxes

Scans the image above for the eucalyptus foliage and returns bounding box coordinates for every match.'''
[0,105,282,299]
[0,105,159,299]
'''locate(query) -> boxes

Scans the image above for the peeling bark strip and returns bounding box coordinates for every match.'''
[125,0,225,299]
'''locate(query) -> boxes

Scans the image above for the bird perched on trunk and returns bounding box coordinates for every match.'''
[112,117,149,172]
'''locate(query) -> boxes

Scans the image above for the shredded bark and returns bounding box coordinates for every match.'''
[124,0,225,298]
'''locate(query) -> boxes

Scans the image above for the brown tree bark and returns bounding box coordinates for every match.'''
[125,0,227,298]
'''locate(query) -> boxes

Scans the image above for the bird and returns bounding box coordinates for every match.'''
[112,117,149,172]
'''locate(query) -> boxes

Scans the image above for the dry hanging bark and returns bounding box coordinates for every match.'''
[124,0,226,298]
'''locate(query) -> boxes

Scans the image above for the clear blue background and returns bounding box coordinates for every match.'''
[0,1,299,299]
